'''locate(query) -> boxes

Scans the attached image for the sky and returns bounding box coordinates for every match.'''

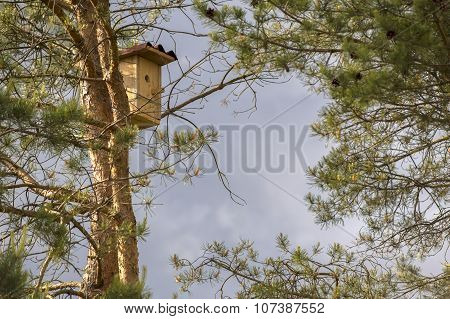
[137,85,362,298]
[126,8,362,298]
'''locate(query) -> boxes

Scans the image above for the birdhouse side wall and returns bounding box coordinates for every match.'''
[119,55,138,109]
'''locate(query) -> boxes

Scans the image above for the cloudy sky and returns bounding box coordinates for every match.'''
[127,8,363,298]
[137,90,362,298]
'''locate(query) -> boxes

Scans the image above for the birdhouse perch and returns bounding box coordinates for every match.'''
[119,42,177,128]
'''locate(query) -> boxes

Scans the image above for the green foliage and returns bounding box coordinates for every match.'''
[0,91,34,124]
[0,0,446,300]
[137,125,219,185]
[0,232,30,298]
[136,216,150,242]
[184,1,450,298]
[33,208,71,259]
[174,235,448,298]
[172,126,218,154]
[40,99,84,149]
[0,90,86,152]
[428,265,450,298]
[0,0,228,300]
[113,125,139,149]
[103,268,151,299]
[63,150,89,173]
[197,0,450,259]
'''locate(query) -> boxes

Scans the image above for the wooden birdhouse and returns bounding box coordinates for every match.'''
[119,42,177,128]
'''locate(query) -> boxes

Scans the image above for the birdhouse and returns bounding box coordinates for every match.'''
[119,42,177,128]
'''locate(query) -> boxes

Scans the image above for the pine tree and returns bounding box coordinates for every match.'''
[183,0,449,297]
[0,231,30,299]
[0,1,257,298]
[173,234,447,298]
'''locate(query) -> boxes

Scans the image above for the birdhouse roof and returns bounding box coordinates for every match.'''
[119,42,177,66]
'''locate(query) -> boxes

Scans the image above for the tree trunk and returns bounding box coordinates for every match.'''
[102,44,140,285]
[75,0,139,295]
[80,79,118,293]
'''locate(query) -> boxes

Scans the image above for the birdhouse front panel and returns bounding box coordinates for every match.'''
[136,56,161,125]
[118,43,177,129]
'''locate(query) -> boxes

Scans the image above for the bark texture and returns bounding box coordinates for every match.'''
[72,0,139,295]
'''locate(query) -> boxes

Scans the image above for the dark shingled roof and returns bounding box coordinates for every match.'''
[119,42,177,66]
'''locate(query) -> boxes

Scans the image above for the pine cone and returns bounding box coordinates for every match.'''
[206,8,215,19]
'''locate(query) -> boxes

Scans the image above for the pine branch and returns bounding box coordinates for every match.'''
[0,151,94,206]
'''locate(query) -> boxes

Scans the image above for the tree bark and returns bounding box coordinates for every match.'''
[75,0,139,294]
[75,0,118,295]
